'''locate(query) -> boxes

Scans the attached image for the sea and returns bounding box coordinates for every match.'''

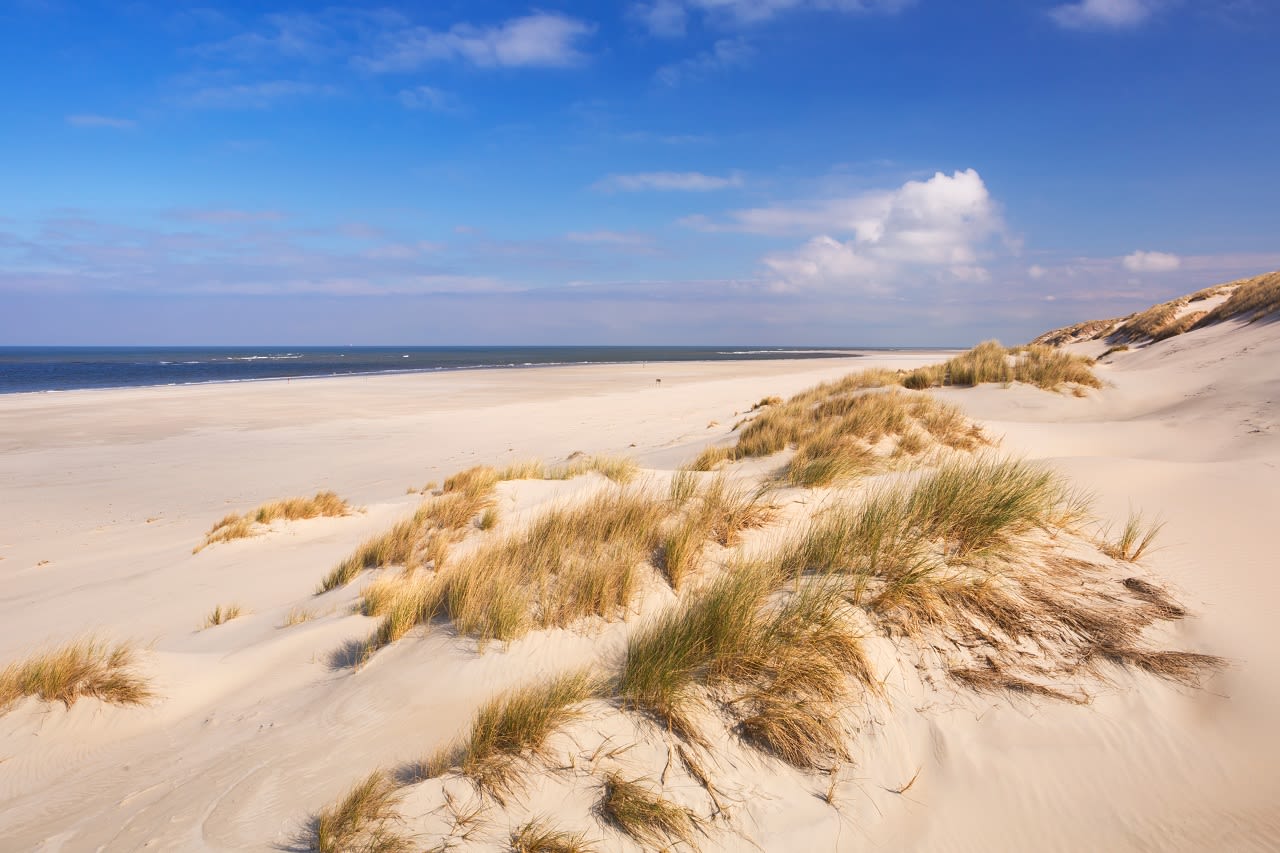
[0,346,869,395]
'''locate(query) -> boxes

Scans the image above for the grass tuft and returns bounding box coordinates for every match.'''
[458,669,600,801]
[1102,510,1164,562]
[598,772,700,850]
[310,770,410,853]
[511,818,595,853]
[0,638,151,715]
[204,602,244,628]
[196,491,349,552]
[281,606,317,627]
[902,341,1100,392]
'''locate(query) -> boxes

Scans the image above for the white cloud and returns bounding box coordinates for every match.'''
[1028,264,1047,279]
[182,80,338,109]
[66,114,135,129]
[362,241,444,260]
[566,230,652,245]
[397,86,452,111]
[594,171,744,192]
[656,37,753,85]
[359,12,594,72]
[1050,0,1161,29]
[756,169,1006,292]
[631,1,689,37]
[1122,250,1181,272]
[670,0,914,26]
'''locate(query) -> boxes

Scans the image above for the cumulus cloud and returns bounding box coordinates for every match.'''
[358,12,594,72]
[1122,250,1181,272]
[1050,0,1161,29]
[594,171,744,192]
[753,169,1006,292]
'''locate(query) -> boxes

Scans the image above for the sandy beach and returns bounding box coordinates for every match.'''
[1,319,1277,851]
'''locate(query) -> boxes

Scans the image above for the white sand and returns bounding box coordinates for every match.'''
[0,329,1276,851]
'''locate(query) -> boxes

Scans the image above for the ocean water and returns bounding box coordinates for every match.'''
[0,346,866,394]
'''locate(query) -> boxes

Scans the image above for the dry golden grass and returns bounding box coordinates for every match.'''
[620,560,870,763]
[657,474,776,590]
[598,772,700,850]
[750,395,782,410]
[902,342,1100,392]
[689,372,989,488]
[0,638,151,715]
[669,468,700,506]
[1196,270,1280,326]
[454,669,600,801]
[477,506,500,531]
[196,491,349,552]
[511,818,595,853]
[1102,510,1164,562]
[443,465,501,496]
[1100,344,1130,358]
[689,445,734,472]
[1114,302,1180,342]
[660,513,711,592]
[1152,310,1206,341]
[767,455,1223,698]
[438,487,670,649]
[204,602,244,628]
[319,484,494,594]
[310,770,410,853]
[281,606,317,628]
[498,455,640,485]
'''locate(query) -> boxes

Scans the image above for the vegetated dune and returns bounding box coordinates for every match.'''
[1032,269,1280,349]
[0,293,1277,851]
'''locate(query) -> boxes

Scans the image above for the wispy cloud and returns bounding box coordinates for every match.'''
[357,12,595,72]
[630,1,688,37]
[65,114,135,129]
[180,80,338,109]
[1050,0,1163,29]
[169,208,287,224]
[594,171,744,192]
[566,230,653,245]
[635,0,915,33]
[397,85,454,111]
[656,37,753,85]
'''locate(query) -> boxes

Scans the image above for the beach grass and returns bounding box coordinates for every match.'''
[456,669,601,800]
[310,770,410,853]
[901,342,1100,392]
[511,818,596,853]
[203,602,244,628]
[195,491,349,552]
[598,772,700,850]
[1103,510,1164,562]
[0,638,151,715]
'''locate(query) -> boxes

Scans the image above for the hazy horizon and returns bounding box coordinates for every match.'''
[3,1,1278,345]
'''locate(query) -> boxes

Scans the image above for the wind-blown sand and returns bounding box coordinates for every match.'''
[0,325,1276,850]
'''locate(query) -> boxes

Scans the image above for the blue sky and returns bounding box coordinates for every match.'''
[2,0,1278,345]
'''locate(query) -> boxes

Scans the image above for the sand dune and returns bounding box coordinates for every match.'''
[1,309,1277,851]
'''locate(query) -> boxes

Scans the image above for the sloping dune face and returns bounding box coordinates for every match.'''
[0,304,1277,850]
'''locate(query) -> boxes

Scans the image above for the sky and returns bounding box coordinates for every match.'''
[2,0,1278,346]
